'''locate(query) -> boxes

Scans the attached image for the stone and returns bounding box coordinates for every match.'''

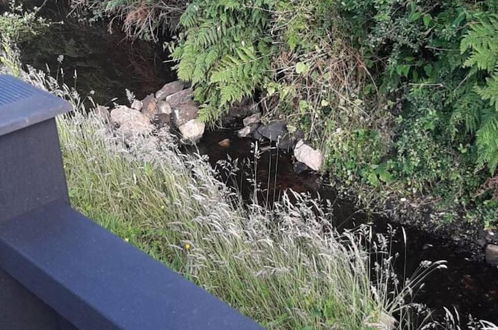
[293,162,309,174]
[130,99,143,111]
[173,101,200,127]
[166,88,193,108]
[141,94,157,120]
[379,313,397,330]
[110,106,154,137]
[157,100,172,115]
[486,244,498,266]
[237,124,258,138]
[277,130,304,151]
[218,139,231,148]
[155,81,185,101]
[227,100,259,119]
[243,113,261,127]
[257,121,287,142]
[179,119,205,143]
[294,140,323,171]
[154,113,171,128]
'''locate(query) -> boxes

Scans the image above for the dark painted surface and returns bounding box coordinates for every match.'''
[0,269,77,330]
[0,75,72,136]
[0,201,262,330]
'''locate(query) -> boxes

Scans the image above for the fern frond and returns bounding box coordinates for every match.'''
[477,111,498,173]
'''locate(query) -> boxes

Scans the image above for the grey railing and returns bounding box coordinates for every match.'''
[0,75,261,330]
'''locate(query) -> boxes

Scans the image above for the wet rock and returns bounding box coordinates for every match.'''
[154,113,171,128]
[293,162,309,174]
[155,81,185,101]
[294,140,323,171]
[179,119,205,143]
[486,244,498,266]
[157,100,172,115]
[218,138,231,148]
[277,130,304,151]
[110,106,154,137]
[166,88,193,108]
[227,100,259,120]
[173,101,199,127]
[243,113,261,127]
[130,99,143,111]
[257,121,287,142]
[237,124,258,138]
[141,94,157,120]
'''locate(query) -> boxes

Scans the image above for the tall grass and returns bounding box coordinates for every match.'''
[58,109,395,329]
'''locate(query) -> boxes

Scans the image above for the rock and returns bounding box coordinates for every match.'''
[294,140,323,171]
[277,130,304,151]
[155,81,185,101]
[110,106,154,137]
[486,244,498,266]
[243,113,261,126]
[154,113,171,128]
[257,121,287,142]
[157,100,172,115]
[179,119,205,143]
[293,162,309,174]
[173,101,200,127]
[227,100,259,120]
[141,94,157,120]
[237,124,258,138]
[131,99,143,111]
[218,138,231,148]
[379,313,397,330]
[166,88,193,108]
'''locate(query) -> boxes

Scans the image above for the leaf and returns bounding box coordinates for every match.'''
[296,61,310,74]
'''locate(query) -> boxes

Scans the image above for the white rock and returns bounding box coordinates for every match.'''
[486,244,498,266]
[130,99,143,111]
[173,101,199,127]
[243,113,261,126]
[155,81,185,100]
[166,88,193,108]
[237,124,257,138]
[157,100,172,115]
[110,106,154,137]
[294,140,323,171]
[179,119,205,143]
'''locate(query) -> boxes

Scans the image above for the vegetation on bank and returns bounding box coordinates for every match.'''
[74,0,498,229]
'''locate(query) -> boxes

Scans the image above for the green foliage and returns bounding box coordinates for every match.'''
[172,0,274,122]
[461,14,498,173]
[0,1,48,41]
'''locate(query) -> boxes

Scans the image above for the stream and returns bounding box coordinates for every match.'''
[9,0,498,327]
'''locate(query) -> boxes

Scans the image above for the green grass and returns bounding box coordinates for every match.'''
[57,109,412,329]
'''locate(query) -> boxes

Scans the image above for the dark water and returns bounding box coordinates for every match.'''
[15,0,175,105]
[15,1,498,327]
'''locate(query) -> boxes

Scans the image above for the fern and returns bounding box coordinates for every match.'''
[172,0,275,122]
[460,14,498,173]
